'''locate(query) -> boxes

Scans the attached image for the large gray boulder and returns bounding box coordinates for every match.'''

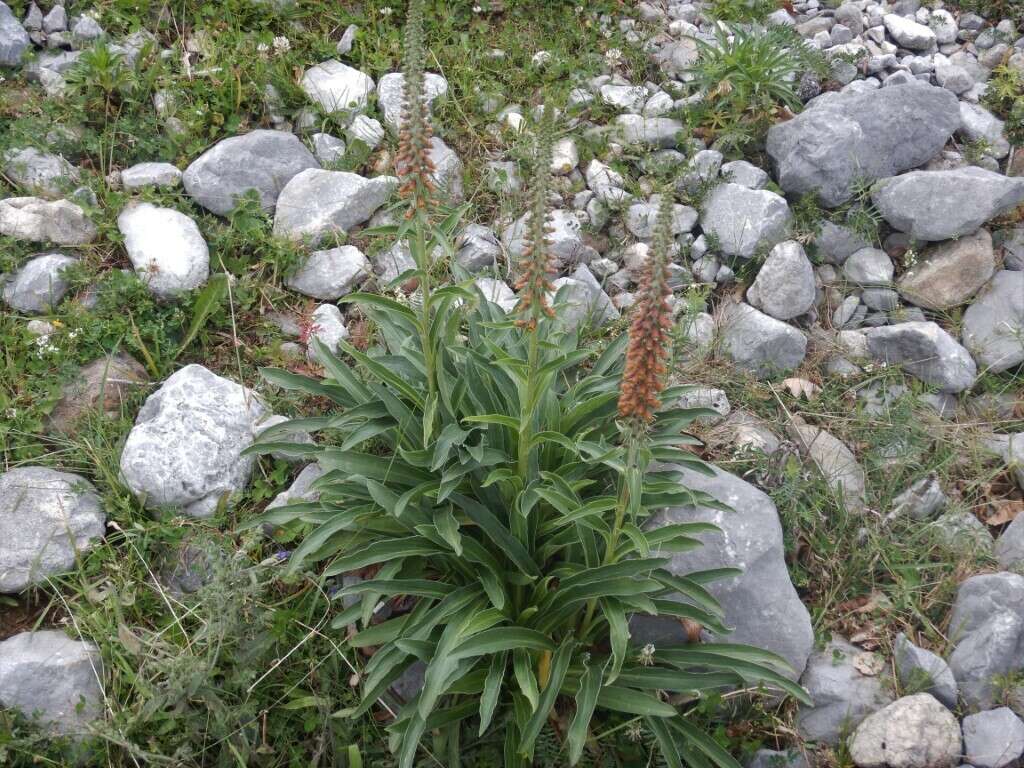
[273,170,396,243]
[747,241,816,320]
[766,84,959,207]
[871,168,1024,242]
[2,252,77,313]
[699,183,791,258]
[0,467,105,593]
[0,2,29,66]
[119,365,268,518]
[117,203,209,299]
[717,302,808,379]
[962,271,1024,374]
[798,636,894,744]
[182,130,319,216]
[863,322,976,393]
[897,229,995,311]
[0,197,96,245]
[0,631,103,737]
[846,693,961,768]
[632,463,814,682]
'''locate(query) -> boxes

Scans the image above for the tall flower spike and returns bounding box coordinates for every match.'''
[395,0,436,212]
[618,191,675,424]
[513,105,557,329]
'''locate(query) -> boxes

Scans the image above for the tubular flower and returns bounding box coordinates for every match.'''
[513,107,557,329]
[618,192,674,423]
[395,0,436,210]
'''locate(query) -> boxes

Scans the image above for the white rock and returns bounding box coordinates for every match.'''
[119,365,268,517]
[301,59,375,113]
[286,245,369,300]
[0,197,96,245]
[273,170,397,243]
[376,71,448,132]
[120,162,182,190]
[2,252,77,313]
[117,203,209,299]
[474,277,517,312]
[550,137,579,175]
[308,304,348,359]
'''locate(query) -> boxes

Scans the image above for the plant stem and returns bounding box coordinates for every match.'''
[516,328,541,486]
[414,212,438,435]
[580,431,639,638]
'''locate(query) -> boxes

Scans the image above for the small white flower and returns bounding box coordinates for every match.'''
[638,642,656,666]
[379,6,394,16]
[272,35,291,55]
[605,47,623,66]
[531,50,552,67]
[472,4,483,12]
[5,408,16,419]
[256,41,270,57]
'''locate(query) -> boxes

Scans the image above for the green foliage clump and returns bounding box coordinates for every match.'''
[707,0,780,23]
[983,63,1024,145]
[683,25,827,152]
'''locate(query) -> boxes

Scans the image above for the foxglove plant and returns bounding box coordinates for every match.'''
[246,6,808,767]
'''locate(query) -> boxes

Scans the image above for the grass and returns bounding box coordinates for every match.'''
[1,0,1022,765]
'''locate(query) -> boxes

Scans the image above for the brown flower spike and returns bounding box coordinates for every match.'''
[513,106,557,329]
[618,193,674,423]
[394,0,436,211]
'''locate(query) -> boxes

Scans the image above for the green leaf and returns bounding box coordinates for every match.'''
[567,658,606,765]
[463,413,519,430]
[334,579,454,600]
[478,652,506,736]
[596,686,676,717]
[433,507,463,556]
[513,648,540,711]
[602,598,629,685]
[450,493,539,577]
[646,716,683,768]
[325,536,441,576]
[176,273,228,357]
[519,637,574,758]
[668,717,742,768]
[452,627,555,659]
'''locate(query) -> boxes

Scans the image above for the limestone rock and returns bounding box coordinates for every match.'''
[0,467,105,593]
[748,241,816,320]
[273,170,396,243]
[700,183,792,258]
[788,424,867,512]
[847,693,961,768]
[717,302,808,378]
[863,322,976,393]
[962,271,1024,374]
[0,197,96,245]
[48,354,149,435]
[119,365,268,518]
[285,245,369,300]
[118,203,209,299]
[898,229,995,311]
[300,59,374,113]
[2,252,77,313]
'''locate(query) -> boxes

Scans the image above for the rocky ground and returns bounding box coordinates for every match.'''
[0,0,1023,765]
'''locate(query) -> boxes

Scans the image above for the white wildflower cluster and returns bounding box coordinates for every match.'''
[604,47,623,67]
[379,6,394,16]
[35,335,59,358]
[257,36,292,58]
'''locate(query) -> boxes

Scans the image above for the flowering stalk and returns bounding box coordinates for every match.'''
[514,106,557,499]
[582,191,675,638]
[395,0,439,437]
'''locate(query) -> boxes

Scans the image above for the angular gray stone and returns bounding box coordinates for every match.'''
[888,476,947,522]
[871,169,1024,242]
[614,114,683,148]
[502,209,596,272]
[883,14,937,50]
[311,133,346,165]
[2,252,77,313]
[981,434,1024,493]
[817,221,870,266]
[894,633,959,709]
[962,271,1024,374]
[285,245,369,300]
[119,365,268,518]
[788,424,867,512]
[700,183,792,258]
[625,200,697,239]
[963,708,1024,768]
[426,137,464,203]
[0,2,29,66]
[767,84,960,207]
[182,130,319,216]
[550,269,619,333]
[120,162,182,190]
[376,71,447,132]
[864,322,977,393]
[675,387,731,425]
[273,170,397,243]
[308,304,347,359]
[960,103,1010,160]
[844,248,894,286]
[0,197,96,245]
[300,59,374,113]
[721,159,768,190]
[847,693,961,768]
[798,636,895,744]
[632,464,814,682]
[746,750,809,768]
[3,148,78,198]
[0,631,103,737]
[47,354,149,435]
[118,203,209,299]
[996,514,1024,570]
[0,467,105,593]
[455,224,500,273]
[718,302,808,378]
[898,229,996,311]
[748,241,816,320]
[266,463,325,511]
[474,277,517,313]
